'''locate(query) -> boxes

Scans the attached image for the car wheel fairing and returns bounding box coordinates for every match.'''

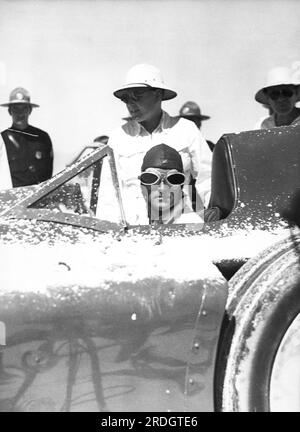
[215,233,300,412]
[270,313,300,411]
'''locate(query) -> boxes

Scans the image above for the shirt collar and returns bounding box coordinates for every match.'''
[129,110,170,136]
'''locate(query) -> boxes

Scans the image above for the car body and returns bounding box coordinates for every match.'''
[0,125,299,412]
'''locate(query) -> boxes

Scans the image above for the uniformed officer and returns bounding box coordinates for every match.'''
[178,100,214,211]
[179,101,215,151]
[0,87,53,187]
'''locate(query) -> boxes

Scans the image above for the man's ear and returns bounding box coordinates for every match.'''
[28,106,32,115]
[8,107,12,116]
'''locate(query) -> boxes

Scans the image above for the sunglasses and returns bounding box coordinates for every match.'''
[267,88,295,101]
[120,89,155,104]
[139,168,186,186]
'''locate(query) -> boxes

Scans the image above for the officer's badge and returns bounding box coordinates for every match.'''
[35,151,42,159]
[16,92,24,101]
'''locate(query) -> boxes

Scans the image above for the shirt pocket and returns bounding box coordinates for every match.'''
[117,147,146,184]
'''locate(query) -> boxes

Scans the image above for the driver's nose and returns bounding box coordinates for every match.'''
[158,180,168,192]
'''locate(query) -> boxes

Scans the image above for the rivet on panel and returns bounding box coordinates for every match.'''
[193,341,200,350]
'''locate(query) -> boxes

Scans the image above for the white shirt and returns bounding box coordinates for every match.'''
[256,113,300,129]
[0,136,12,190]
[108,111,212,224]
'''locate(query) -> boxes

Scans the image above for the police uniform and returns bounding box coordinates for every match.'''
[1,126,53,187]
[0,87,53,187]
[179,101,215,152]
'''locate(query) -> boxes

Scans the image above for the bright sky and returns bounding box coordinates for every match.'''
[0,0,299,172]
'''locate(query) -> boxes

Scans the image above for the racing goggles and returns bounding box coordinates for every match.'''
[139,169,186,186]
[267,87,295,101]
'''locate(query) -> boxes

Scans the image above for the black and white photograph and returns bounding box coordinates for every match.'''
[0,0,300,415]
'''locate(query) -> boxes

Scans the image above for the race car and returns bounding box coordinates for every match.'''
[0,124,299,412]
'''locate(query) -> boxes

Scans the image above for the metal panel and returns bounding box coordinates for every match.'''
[0,275,227,412]
[222,124,300,227]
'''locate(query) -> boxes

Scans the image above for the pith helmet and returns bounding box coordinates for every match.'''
[179,101,210,120]
[0,87,39,107]
[114,64,177,101]
[255,65,300,104]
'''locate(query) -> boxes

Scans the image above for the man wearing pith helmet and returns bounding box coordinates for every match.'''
[1,87,53,187]
[179,101,214,152]
[108,63,212,224]
[255,64,300,129]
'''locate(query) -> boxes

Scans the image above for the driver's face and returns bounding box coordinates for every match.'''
[9,103,32,129]
[141,168,183,219]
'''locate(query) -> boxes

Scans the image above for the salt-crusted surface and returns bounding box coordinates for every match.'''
[211,226,289,261]
[0,220,289,295]
[0,186,37,215]
[0,231,225,294]
[0,225,230,322]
